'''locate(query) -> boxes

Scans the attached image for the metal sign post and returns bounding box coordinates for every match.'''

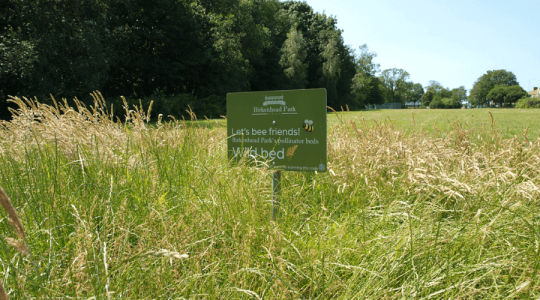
[272,170,281,220]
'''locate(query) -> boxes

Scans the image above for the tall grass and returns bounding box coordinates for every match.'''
[0,93,539,298]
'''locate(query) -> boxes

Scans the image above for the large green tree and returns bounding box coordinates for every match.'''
[503,85,528,105]
[421,90,435,107]
[320,30,342,102]
[429,94,445,108]
[403,83,424,107]
[469,70,519,106]
[279,27,309,89]
[448,86,467,108]
[379,68,410,104]
[451,86,467,102]
[412,83,425,105]
[351,74,384,108]
[421,81,456,108]
[355,44,381,75]
[426,80,445,94]
[281,1,356,109]
[487,85,527,106]
[249,0,289,91]
[350,44,383,108]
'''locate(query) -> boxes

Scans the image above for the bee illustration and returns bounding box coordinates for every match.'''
[302,119,314,132]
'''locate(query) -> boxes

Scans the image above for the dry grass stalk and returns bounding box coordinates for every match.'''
[488,110,494,131]
[0,279,7,300]
[0,186,25,240]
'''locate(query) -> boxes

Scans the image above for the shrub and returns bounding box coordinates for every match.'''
[515,96,540,108]
[443,97,461,108]
[429,95,445,108]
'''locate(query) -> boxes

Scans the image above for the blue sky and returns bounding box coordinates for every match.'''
[299,0,540,93]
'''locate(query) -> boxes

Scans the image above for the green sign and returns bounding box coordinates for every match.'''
[227,89,327,172]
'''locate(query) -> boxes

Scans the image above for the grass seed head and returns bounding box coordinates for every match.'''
[5,237,29,255]
[148,249,189,260]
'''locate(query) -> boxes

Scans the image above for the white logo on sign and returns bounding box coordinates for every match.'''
[252,95,297,116]
[263,96,285,106]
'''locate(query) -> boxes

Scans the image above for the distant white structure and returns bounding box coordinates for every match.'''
[404,100,421,108]
[366,103,402,110]
[529,87,539,99]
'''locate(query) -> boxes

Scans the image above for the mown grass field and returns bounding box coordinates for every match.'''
[0,94,540,299]
[329,108,540,141]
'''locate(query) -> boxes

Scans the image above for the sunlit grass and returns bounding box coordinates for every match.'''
[0,94,539,298]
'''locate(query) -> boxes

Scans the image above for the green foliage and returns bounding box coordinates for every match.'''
[0,31,37,82]
[515,96,540,108]
[249,0,289,91]
[421,89,435,107]
[321,32,341,82]
[515,97,530,108]
[438,88,452,99]
[500,86,525,106]
[320,30,342,101]
[442,97,462,108]
[355,44,380,75]
[410,83,425,103]
[0,30,38,119]
[426,80,445,94]
[280,27,309,89]
[0,0,112,103]
[486,85,528,106]
[429,94,445,108]
[351,74,385,108]
[444,86,465,108]
[451,86,467,103]
[281,1,356,109]
[1,0,360,118]
[1,0,529,120]
[350,44,384,108]
[113,90,225,120]
[421,82,464,108]
[106,0,216,98]
[469,70,519,105]
[503,85,528,104]
[486,85,507,105]
[379,68,411,104]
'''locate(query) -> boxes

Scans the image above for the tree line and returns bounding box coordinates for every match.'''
[0,0,532,119]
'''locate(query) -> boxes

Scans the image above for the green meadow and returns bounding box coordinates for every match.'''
[330,108,540,141]
[1,96,540,298]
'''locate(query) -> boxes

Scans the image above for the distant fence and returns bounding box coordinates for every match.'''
[366,103,402,110]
